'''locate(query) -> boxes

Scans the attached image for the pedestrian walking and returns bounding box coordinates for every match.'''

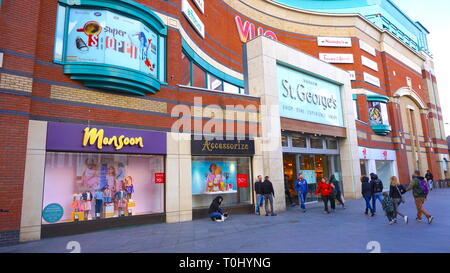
[254,175,265,215]
[315,177,335,214]
[262,176,277,216]
[370,173,384,216]
[381,192,396,225]
[284,174,295,207]
[361,175,373,215]
[425,170,434,191]
[208,196,229,222]
[406,170,434,224]
[330,174,345,209]
[389,176,408,224]
[294,174,309,212]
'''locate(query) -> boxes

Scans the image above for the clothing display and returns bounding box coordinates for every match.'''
[71,193,83,212]
[103,188,112,203]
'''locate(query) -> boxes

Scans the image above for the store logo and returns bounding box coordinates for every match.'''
[235,16,277,43]
[201,140,250,152]
[281,79,337,111]
[82,127,144,151]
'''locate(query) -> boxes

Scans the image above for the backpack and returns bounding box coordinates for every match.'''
[418,179,430,195]
[373,180,383,193]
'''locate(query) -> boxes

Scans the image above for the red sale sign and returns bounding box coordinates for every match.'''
[155,173,165,184]
[237,174,248,188]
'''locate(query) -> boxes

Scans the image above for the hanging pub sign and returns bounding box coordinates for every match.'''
[191,138,255,155]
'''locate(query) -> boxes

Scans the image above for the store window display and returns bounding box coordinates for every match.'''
[42,152,164,224]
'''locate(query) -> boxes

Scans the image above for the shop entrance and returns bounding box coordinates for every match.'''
[284,153,340,203]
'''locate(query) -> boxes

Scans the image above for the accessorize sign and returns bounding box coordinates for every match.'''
[319,53,354,64]
[65,8,158,77]
[191,139,255,155]
[182,0,205,38]
[317,37,352,47]
[277,64,344,127]
[46,122,166,154]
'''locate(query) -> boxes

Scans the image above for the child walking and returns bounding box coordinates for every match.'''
[382,192,396,225]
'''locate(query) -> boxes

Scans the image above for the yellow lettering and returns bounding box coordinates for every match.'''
[117,135,125,150]
[83,128,104,150]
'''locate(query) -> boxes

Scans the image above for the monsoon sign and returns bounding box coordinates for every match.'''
[277,64,344,127]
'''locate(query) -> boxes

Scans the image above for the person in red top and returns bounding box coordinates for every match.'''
[315,177,336,214]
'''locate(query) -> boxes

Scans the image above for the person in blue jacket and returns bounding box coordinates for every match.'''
[294,174,309,212]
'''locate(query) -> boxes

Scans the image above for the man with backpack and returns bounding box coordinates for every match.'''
[406,170,434,224]
[370,173,384,216]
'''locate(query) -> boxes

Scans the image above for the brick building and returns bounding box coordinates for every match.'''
[0,0,448,246]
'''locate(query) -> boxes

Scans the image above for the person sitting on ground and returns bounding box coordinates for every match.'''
[208,196,228,222]
[381,191,396,225]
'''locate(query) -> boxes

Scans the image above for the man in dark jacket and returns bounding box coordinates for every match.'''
[208,196,228,222]
[262,176,277,216]
[425,170,434,191]
[361,176,373,215]
[254,175,264,215]
[406,170,434,224]
[370,173,384,216]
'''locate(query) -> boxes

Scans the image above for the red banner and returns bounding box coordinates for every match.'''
[155,173,165,184]
[237,174,248,188]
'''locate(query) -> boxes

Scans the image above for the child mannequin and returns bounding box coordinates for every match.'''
[114,189,127,217]
[82,191,93,220]
[71,193,82,212]
[94,190,104,219]
[124,176,134,200]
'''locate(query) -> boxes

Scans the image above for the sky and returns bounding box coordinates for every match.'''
[393,0,450,137]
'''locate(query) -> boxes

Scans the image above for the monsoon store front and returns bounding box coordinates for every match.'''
[38,122,166,238]
[191,138,255,218]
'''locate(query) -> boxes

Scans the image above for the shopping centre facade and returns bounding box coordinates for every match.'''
[0,0,448,245]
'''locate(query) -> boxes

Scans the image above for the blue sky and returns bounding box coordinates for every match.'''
[393,0,450,136]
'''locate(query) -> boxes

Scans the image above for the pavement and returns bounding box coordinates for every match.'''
[1,188,450,253]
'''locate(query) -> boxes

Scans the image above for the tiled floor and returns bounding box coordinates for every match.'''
[1,188,449,253]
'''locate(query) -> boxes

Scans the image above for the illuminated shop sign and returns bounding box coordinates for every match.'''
[182,0,205,38]
[46,122,166,154]
[235,16,277,43]
[319,53,354,64]
[66,8,158,77]
[277,64,344,127]
[191,139,255,155]
[317,37,352,47]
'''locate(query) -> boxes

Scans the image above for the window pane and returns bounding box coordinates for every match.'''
[223,82,240,94]
[292,136,306,148]
[380,103,390,126]
[54,5,66,62]
[208,74,223,91]
[353,100,359,120]
[191,156,252,208]
[368,101,383,126]
[326,139,338,150]
[310,137,323,149]
[181,52,191,85]
[281,135,288,147]
[193,63,206,88]
[42,152,165,224]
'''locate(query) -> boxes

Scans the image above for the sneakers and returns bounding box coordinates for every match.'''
[404,216,409,224]
[303,209,306,213]
[324,211,330,214]
[393,218,397,223]
[365,210,368,215]
[416,218,422,222]
[371,212,375,217]
[427,216,434,224]
[389,220,395,225]
[271,213,277,216]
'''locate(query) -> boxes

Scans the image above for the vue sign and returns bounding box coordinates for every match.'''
[235,16,277,43]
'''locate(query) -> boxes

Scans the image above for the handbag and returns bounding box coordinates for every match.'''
[396,186,405,203]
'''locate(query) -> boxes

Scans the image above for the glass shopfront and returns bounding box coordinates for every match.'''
[42,122,167,225]
[282,132,342,203]
[191,138,254,210]
[42,153,164,223]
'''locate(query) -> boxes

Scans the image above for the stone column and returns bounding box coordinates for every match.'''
[165,132,192,223]
[20,120,48,242]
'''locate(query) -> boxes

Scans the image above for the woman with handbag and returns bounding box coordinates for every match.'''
[389,176,408,224]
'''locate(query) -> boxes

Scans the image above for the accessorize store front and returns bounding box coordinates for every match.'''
[191,138,255,218]
[40,122,166,238]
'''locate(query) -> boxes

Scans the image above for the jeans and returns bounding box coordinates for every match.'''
[335,191,345,207]
[363,196,373,213]
[372,193,383,213]
[209,208,223,220]
[322,196,335,212]
[298,191,307,210]
[264,194,275,215]
[255,194,265,214]
[95,199,103,215]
